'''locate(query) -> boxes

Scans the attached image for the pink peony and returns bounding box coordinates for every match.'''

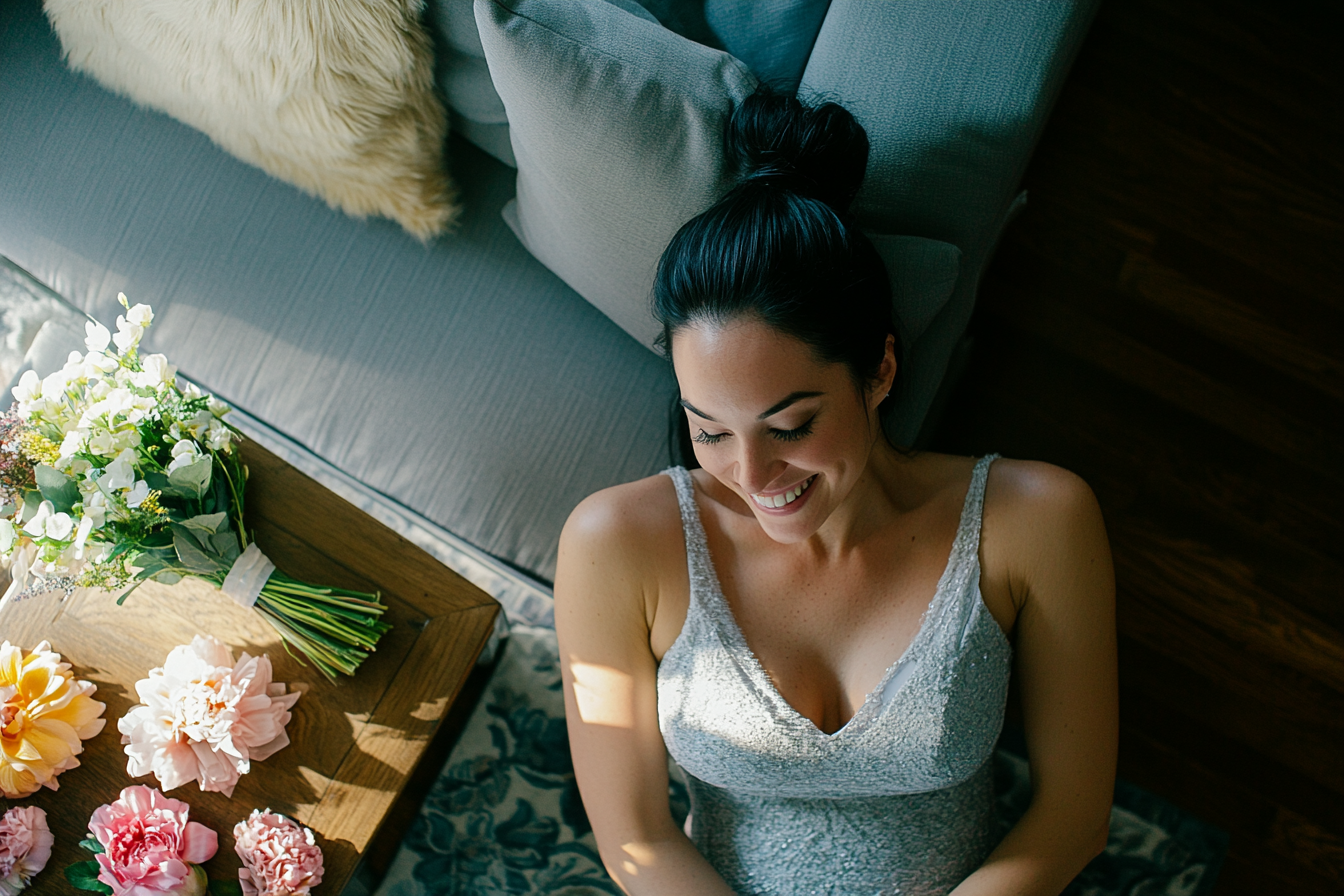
[0,805,53,895]
[118,635,300,797]
[88,785,218,896]
[233,810,323,896]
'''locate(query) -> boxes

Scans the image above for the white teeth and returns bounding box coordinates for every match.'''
[752,476,814,509]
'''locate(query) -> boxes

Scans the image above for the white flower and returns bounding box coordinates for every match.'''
[82,492,108,530]
[85,320,112,353]
[20,502,74,542]
[0,520,15,554]
[21,502,53,539]
[167,440,202,473]
[125,480,150,509]
[130,354,177,390]
[204,421,232,452]
[125,303,153,328]
[39,369,70,402]
[72,516,95,558]
[87,429,116,457]
[103,449,137,491]
[112,316,143,354]
[46,512,74,541]
[12,370,40,403]
[60,430,86,458]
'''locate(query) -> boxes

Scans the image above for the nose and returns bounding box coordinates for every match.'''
[735,436,786,495]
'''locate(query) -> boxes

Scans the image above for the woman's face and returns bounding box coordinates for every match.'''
[671,316,893,544]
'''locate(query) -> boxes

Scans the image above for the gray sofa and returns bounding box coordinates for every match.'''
[0,0,1096,612]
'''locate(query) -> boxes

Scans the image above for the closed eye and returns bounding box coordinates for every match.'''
[691,416,816,446]
[771,416,815,442]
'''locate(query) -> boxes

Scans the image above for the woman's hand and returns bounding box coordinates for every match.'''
[555,477,738,896]
[952,460,1118,896]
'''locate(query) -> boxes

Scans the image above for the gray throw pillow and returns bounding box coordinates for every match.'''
[706,0,831,93]
[477,0,757,349]
[478,0,961,353]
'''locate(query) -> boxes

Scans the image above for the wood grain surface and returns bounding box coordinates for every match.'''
[930,1,1343,890]
[0,439,499,893]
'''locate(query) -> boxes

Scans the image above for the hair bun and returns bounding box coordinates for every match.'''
[725,85,869,214]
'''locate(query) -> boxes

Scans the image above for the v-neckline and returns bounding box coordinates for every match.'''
[680,460,986,740]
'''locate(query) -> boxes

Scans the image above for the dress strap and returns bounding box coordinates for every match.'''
[661,466,715,595]
[964,453,1000,556]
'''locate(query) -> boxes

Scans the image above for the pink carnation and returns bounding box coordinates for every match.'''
[119,635,300,797]
[0,805,53,895]
[89,785,218,896]
[233,810,323,896]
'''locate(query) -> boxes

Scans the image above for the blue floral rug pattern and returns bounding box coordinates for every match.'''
[376,627,1226,896]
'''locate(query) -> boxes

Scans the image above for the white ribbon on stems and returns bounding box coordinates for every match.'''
[221,542,275,609]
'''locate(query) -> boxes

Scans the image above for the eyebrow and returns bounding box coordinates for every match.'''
[679,391,823,423]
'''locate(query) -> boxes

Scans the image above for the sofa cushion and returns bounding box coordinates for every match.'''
[0,0,675,582]
[705,0,830,93]
[427,0,659,168]
[42,0,457,241]
[479,0,962,370]
[800,0,1099,444]
[477,0,758,351]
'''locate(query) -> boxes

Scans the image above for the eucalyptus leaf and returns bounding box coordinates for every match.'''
[211,531,242,563]
[35,464,81,512]
[155,571,183,585]
[169,522,208,554]
[167,455,212,499]
[65,859,113,893]
[181,512,228,536]
[174,530,221,574]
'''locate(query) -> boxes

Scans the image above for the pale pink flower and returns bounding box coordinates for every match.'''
[233,810,323,896]
[118,635,300,797]
[88,785,217,896]
[0,805,53,895]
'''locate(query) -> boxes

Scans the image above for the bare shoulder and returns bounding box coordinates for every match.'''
[561,472,683,555]
[980,457,1112,613]
[984,457,1100,522]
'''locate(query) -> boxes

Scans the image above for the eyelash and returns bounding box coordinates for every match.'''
[692,417,816,445]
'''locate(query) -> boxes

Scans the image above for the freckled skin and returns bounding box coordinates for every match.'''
[555,316,1118,895]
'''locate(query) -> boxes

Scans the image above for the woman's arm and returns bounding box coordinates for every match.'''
[952,462,1118,896]
[555,483,737,896]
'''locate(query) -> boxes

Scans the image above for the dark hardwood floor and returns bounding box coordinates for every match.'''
[930,1,1343,892]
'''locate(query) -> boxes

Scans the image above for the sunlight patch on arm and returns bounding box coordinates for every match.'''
[570,660,635,728]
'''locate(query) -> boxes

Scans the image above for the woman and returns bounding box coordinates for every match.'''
[555,87,1117,896]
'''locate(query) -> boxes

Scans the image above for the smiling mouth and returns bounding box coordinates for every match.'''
[750,475,817,509]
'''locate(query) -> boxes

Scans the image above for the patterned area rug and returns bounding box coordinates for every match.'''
[375,627,1227,896]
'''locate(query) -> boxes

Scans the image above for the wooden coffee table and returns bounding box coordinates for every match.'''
[0,440,500,893]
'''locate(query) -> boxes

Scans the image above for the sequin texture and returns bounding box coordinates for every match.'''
[657,456,1012,895]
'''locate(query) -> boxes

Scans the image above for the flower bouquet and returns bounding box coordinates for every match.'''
[0,296,391,679]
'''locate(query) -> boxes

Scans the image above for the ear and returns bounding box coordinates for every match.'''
[869,333,898,411]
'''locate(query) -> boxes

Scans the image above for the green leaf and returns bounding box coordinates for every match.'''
[78,836,105,855]
[35,464,81,513]
[154,571,183,585]
[209,880,244,896]
[211,531,241,563]
[167,456,212,499]
[65,860,114,893]
[173,529,221,574]
[181,512,228,536]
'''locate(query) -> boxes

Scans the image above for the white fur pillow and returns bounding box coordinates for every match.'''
[44,0,458,241]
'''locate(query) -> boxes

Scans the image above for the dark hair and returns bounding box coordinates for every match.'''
[653,85,900,465]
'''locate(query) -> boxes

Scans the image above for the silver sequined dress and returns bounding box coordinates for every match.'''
[657,456,1012,896]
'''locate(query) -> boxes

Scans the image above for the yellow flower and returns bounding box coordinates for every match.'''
[17,431,60,466]
[0,640,106,798]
